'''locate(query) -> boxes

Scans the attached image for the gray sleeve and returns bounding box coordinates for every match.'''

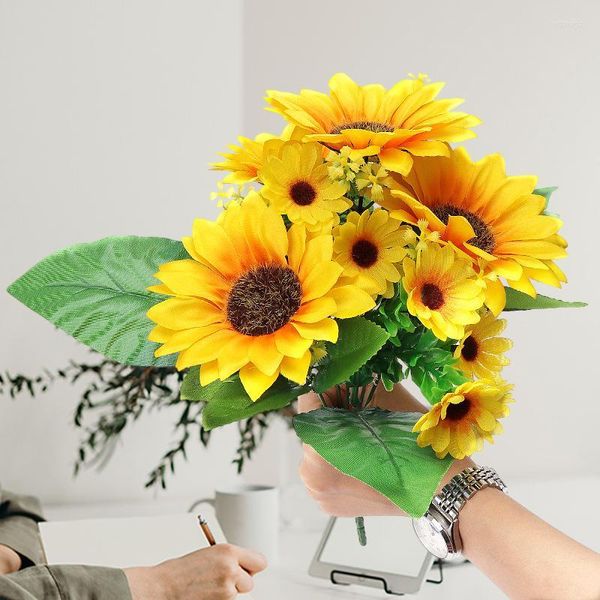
[0,487,132,599]
[0,487,45,567]
[0,565,132,600]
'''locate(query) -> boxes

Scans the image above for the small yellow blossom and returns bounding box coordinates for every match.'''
[355,162,393,202]
[325,146,364,183]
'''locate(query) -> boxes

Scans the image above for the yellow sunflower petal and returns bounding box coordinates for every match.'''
[199,361,220,386]
[147,297,224,330]
[248,336,283,376]
[175,329,235,370]
[292,318,339,342]
[279,350,312,385]
[239,363,279,401]
[329,285,376,318]
[293,297,337,323]
[484,278,506,316]
[274,324,313,358]
[192,220,243,278]
[379,148,413,174]
[301,262,343,303]
[154,325,221,358]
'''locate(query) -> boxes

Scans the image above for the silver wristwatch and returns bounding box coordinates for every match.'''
[412,466,507,559]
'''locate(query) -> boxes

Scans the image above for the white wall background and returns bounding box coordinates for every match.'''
[0,0,252,504]
[0,0,599,507]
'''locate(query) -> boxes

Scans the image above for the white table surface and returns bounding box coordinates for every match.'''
[44,476,600,600]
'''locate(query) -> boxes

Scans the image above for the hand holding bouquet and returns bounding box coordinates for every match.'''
[9,73,583,530]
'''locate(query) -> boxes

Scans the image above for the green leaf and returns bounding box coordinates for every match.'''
[534,186,558,211]
[8,236,187,366]
[313,317,389,393]
[410,363,467,405]
[504,288,587,311]
[181,369,308,430]
[293,407,453,517]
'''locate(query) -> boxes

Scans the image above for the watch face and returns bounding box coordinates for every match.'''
[412,516,449,559]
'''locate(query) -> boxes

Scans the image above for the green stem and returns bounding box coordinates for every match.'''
[355,516,367,546]
[359,384,368,408]
[336,384,343,407]
[364,375,381,408]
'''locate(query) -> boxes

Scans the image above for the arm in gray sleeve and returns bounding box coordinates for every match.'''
[0,486,132,599]
[0,487,45,567]
[0,565,132,600]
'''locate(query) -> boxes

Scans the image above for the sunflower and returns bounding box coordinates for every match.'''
[413,379,513,459]
[382,147,567,314]
[454,311,512,380]
[260,141,351,230]
[211,125,299,184]
[402,242,486,341]
[266,73,480,175]
[146,193,374,400]
[333,209,411,297]
[211,133,280,184]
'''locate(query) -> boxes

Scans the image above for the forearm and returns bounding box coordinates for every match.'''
[460,488,600,600]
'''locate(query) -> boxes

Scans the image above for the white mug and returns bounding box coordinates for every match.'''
[191,484,279,563]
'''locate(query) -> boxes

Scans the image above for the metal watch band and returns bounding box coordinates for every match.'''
[431,466,507,522]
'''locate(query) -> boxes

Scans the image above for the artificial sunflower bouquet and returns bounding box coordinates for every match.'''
[8,73,584,524]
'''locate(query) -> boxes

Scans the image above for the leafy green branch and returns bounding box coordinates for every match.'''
[0,354,289,489]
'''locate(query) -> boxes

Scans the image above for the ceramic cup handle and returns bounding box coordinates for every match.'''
[188,497,215,513]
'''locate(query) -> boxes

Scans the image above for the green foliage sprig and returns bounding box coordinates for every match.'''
[0,355,287,488]
[364,283,468,403]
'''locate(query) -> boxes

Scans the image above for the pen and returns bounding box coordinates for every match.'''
[197,514,216,546]
[197,513,252,575]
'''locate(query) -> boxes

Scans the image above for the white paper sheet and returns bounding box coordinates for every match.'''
[40,509,255,596]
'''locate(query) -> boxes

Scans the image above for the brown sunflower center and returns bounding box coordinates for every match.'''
[290,181,316,206]
[461,336,479,362]
[351,238,379,268]
[421,282,445,310]
[330,121,394,134]
[445,399,471,421]
[227,265,302,336]
[431,204,495,253]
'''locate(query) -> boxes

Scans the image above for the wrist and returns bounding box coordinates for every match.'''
[124,565,169,600]
[0,545,22,574]
[436,457,476,494]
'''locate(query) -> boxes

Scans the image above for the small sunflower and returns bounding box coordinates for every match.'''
[211,125,301,184]
[383,147,567,314]
[402,242,486,341]
[211,133,281,184]
[266,73,480,175]
[455,311,512,380]
[146,194,374,401]
[260,141,351,230]
[333,209,410,297]
[413,379,513,459]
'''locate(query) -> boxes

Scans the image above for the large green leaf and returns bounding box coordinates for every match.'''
[8,236,187,366]
[504,287,586,311]
[313,317,389,393]
[181,368,308,430]
[294,407,453,517]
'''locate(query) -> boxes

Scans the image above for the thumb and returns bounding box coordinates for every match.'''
[297,391,322,414]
